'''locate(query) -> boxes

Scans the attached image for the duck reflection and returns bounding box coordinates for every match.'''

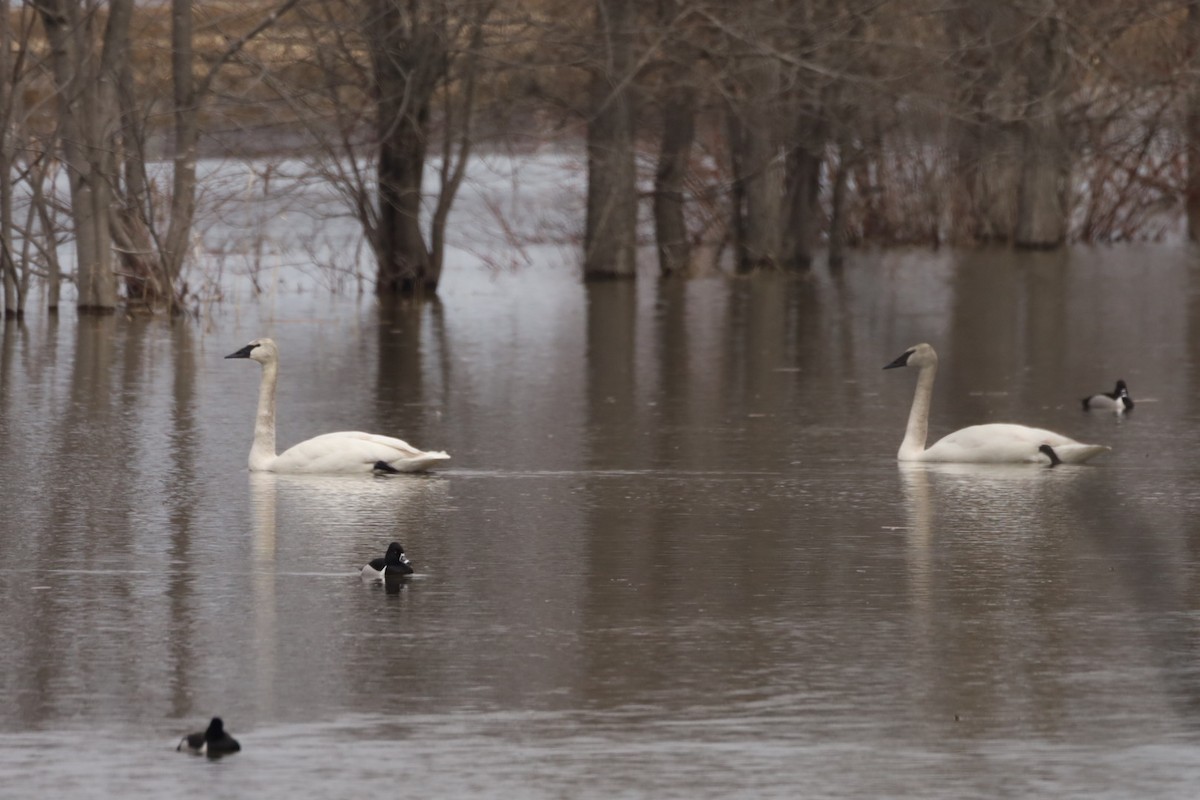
[250,472,450,541]
[381,572,411,595]
[247,472,446,711]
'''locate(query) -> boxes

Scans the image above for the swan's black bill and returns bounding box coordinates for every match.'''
[225,344,257,359]
[883,349,914,369]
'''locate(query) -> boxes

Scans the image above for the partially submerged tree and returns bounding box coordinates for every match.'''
[34,0,130,312]
[146,0,304,311]
[1187,0,1200,241]
[648,0,697,278]
[260,0,494,298]
[583,0,639,281]
[6,0,1200,313]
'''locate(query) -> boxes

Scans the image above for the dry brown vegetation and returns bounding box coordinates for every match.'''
[2,0,1198,314]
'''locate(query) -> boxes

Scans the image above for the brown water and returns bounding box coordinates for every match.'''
[3,245,1200,797]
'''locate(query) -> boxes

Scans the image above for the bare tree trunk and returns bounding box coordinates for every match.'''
[743,63,782,270]
[162,0,196,300]
[0,0,16,318]
[782,110,824,270]
[376,127,433,294]
[1188,1,1200,241]
[584,0,638,281]
[1014,9,1069,249]
[112,33,164,310]
[828,139,851,268]
[653,83,694,277]
[960,123,1020,243]
[37,0,129,313]
[429,8,491,287]
[727,58,784,273]
[726,106,749,273]
[29,154,63,311]
[160,0,300,308]
[366,0,445,295]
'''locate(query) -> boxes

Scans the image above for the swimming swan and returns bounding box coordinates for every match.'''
[884,343,1109,464]
[226,338,450,474]
[1082,379,1133,413]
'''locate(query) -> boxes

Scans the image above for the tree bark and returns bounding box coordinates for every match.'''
[366,0,445,295]
[781,110,824,270]
[37,0,131,313]
[727,58,784,273]
[584,0,638,281]
[946,0,1019,243]
[161,0,196,301]
[113,27,163,309]
[828,140,850,268]
[428,8,490,290]
[653,84,695,277]
[1014,8,1069,249]
[159,0,299,308]
[1187,1,1200,241]
[0,0,17,317]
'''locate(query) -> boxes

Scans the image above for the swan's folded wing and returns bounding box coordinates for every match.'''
[924,424,1108,464]
[1051,443,1111,464]
[274,431,450,473]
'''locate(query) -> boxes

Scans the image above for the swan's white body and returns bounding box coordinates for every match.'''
[227,338,450,474]
[885,343,1109,465]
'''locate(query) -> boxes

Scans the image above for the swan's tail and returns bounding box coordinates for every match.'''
[1054,444,1110,464]
[389,451,451,473]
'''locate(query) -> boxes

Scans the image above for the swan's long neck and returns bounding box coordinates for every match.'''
[250,361,278,470]
[899,360,936,460]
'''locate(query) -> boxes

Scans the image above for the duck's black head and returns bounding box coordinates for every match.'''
[385,541,413,573]
[205,718,225,740]
[391,544,420,568]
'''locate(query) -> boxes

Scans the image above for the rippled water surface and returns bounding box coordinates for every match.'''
[4,245,1200,797]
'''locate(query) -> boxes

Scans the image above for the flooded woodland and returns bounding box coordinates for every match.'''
[3,183,1200,794]
[2,2,1200,793]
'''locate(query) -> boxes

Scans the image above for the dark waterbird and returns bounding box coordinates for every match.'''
[177,717,241,757]
[361,541,414,580]
[1082,379,1133,413]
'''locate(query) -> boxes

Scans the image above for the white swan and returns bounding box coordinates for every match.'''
[226,338,451,474]
[884,343,1109,464]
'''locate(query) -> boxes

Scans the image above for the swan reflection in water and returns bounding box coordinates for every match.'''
[897,461,1084,603]
[246,472,447,705]
[249,471,449,559]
